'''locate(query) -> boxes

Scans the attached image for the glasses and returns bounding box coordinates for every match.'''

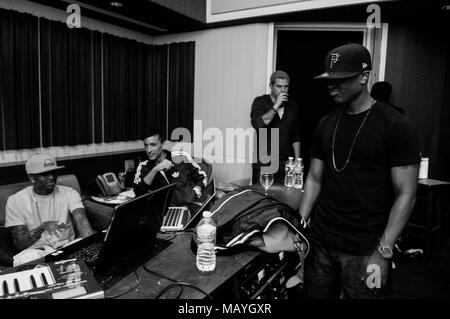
[259,172,274,196]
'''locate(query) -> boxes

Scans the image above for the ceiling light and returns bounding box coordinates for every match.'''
[109,1,123,7]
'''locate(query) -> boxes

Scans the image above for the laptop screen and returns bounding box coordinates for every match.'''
[160,179,216,232]
[99,183,176,266]
[183,179,216,229]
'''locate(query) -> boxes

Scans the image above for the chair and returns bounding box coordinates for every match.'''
[163,140,213,183]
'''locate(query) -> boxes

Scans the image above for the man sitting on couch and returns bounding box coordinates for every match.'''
[5,153,95,264]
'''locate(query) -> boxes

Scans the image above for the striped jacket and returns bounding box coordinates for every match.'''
[133,150,208,205]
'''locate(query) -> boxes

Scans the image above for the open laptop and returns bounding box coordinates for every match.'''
[160,179,216,232]
[45,183,176,287]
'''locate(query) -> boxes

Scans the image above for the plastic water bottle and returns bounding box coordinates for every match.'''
[294,158,304,189]
[284,157,295,187]
[196,211,216,272]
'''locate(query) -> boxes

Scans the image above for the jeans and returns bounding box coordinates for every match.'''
[305,244,391,299]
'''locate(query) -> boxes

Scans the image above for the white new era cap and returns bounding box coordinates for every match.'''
[25,153,65,175]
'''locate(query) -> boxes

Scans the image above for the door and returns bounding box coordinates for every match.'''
[275,29,364,174]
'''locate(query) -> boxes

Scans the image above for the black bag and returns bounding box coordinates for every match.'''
[191,189,309,288]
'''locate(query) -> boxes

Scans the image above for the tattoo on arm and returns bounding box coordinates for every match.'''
[9,225,34,251]
[72,208,95,238]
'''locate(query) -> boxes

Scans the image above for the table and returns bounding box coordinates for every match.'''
[105,184,303,299]
[405,178,450,259]
[106,232,262,299]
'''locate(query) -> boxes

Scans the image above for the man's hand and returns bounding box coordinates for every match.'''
[362,249,390,295]
[29,221,65,242]
[154,159,174,172]
[39,221,61,233]
[193,186,202,199]
[273,93,288,111]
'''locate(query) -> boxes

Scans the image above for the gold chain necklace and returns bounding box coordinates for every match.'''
[32,190,56,225]
[332,103,374,172]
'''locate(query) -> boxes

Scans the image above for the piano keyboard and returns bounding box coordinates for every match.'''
[0,266,55,296]
[161,206,191,231]
[0,258,103,299]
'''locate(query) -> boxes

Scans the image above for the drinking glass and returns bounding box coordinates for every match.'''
[260,173,274,196]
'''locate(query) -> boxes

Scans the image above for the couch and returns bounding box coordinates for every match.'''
[0,174,107,267]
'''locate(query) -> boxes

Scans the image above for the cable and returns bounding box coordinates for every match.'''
[104,271,141,299]
[159,233,178,241]
[155,282,213,300]
[142,263,178,282]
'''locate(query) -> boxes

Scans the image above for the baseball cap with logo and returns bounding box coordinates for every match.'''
[314,43,372,80]
[25,153,65,175]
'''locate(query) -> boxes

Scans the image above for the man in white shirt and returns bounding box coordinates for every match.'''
[5,153,95,260]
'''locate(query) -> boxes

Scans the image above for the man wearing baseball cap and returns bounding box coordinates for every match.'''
[5,153,95,263]
[299,43,420,298]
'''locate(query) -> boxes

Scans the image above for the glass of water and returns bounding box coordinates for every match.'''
[260,172,274,196]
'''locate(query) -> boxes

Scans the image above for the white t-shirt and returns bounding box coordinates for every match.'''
[5,185,84,247]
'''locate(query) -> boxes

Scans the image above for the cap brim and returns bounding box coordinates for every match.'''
[313,71,361,80]
[29,165,65,174]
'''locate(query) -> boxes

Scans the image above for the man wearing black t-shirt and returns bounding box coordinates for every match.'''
[299,43,420,298]
[250,70,301,184]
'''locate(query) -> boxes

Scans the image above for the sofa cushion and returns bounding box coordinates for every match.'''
[0,181,30,226]
[0,227,15,267]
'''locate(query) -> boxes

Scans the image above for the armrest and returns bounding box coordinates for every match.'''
[0,226,15,267]
[83,200,115,232]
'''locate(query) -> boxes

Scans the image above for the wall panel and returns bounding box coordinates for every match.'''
[153,24,270,183]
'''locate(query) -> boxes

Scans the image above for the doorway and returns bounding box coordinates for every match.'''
[275,27,365,174]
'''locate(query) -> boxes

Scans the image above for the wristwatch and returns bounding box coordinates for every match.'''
[377,240,394,259]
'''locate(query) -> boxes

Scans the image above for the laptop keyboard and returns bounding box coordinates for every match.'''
[68,241,104,266]
[161,207,190,231]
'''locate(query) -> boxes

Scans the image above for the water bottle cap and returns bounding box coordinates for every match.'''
[202,211,212,218]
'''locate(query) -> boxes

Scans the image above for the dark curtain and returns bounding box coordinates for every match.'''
[40,19,93,147]
[103,34,145,142]
[143,44,168,139]
[92,31,103,144]
[0,8,196,151]
[167,42,195,138]
[0,9,40,150]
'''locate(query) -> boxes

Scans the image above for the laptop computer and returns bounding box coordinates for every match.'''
[45,183,176,287]
[160,179,216,232]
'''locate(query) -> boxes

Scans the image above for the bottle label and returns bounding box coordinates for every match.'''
[197,225,216,243]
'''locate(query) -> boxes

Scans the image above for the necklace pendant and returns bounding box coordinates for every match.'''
[331,105,373,172]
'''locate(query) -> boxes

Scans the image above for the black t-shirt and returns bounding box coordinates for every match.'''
[310,102,420,255]
[250,94,301,167]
